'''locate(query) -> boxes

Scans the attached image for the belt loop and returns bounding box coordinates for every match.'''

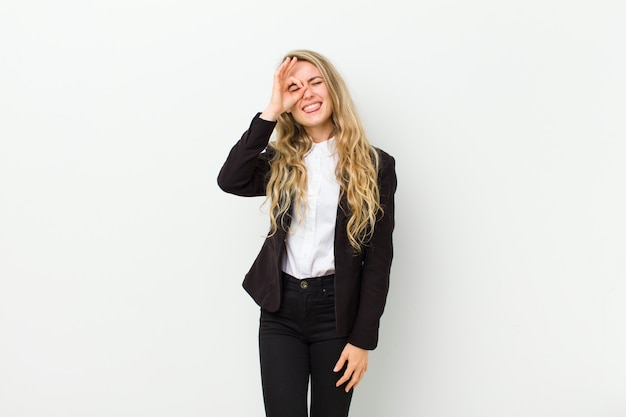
[321,274,331,296]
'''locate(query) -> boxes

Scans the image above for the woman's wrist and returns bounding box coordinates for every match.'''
[260,106,281,121]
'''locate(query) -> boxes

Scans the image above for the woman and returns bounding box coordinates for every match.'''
[217,50,397,417]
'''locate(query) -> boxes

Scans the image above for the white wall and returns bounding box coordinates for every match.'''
[1,1,625,416]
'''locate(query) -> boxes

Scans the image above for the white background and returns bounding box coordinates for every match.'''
[1,1,625,416]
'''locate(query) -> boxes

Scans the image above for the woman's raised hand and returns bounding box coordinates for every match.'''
[260,57,305,121]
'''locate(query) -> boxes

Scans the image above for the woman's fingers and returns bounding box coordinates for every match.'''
[334,343,368,392]
[275,57,297,87]
[286,76,304,91]
[266,57,305,115]
[345,368,363,392]
[336,362,365,392]
[334,350,348,374]
[282,56,298,79]
[264,57,300,119]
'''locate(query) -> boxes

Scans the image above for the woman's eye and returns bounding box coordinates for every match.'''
[288,84,300,92]
[312,81,322,86]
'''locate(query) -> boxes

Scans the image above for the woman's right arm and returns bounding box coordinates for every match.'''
[218,56,306,197]
[217,114,277,197]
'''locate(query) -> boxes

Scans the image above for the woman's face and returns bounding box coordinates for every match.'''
[286,60,334,141]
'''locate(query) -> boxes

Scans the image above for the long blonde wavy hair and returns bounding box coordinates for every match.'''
[265,50,381,252]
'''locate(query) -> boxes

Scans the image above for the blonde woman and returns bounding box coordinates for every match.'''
[218,50,397,417]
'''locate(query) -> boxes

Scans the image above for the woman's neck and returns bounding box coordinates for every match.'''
[306,126,335,143]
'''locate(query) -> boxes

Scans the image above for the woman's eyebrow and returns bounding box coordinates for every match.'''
[307,76,323,82]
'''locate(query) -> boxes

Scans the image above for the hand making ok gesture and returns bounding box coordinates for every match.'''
[260,57,306,121]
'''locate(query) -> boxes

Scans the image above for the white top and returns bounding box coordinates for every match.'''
[282,138,340,279]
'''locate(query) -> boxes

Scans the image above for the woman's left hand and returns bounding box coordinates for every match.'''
[334,343,369,392]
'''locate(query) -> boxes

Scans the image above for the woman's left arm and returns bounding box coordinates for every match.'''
[348,150,397,350]
[335,150,397,390]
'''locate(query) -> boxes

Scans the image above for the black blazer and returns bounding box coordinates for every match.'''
[217,114,397,350]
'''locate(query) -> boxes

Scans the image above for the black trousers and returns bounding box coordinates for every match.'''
[259,273,353,417]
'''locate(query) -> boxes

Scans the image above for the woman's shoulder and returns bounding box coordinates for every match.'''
[372,146,396,168]
[371,147,397,192]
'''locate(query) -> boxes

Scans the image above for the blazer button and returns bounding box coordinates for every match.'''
[300,280,308,289]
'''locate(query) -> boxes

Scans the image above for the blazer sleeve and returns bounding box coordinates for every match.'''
[347,150,397,350]
[217,113,277,197]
